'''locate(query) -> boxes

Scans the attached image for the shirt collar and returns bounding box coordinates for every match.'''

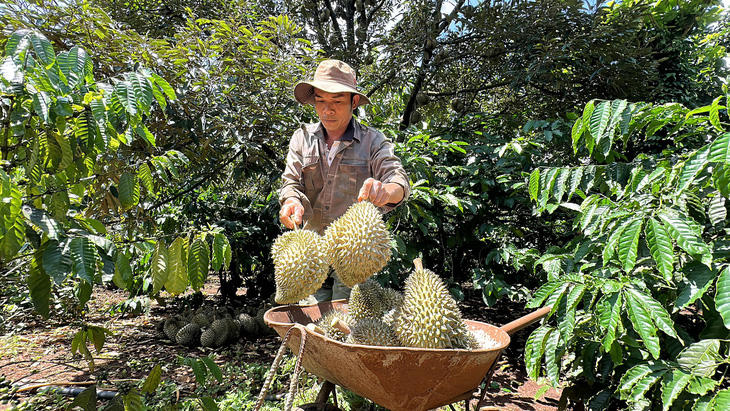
[317,118,358,142]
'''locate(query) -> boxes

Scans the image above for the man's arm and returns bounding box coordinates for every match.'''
[279,128,307,229]
[361,130,410,210]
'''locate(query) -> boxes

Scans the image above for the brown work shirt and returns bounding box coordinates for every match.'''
[279,119,410,233]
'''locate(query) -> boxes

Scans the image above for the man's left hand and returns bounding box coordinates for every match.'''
[358,178,404,207]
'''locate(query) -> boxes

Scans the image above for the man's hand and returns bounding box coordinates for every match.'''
[357,178,405,207]
[280,198,304,229]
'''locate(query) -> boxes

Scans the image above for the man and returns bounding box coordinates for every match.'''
[278,59,410,302]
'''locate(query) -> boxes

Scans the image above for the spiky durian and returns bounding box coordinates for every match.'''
[272,229,329,304]
[380,287,403,312]
[176,323,201,346]
[346,318,399,346]
[393,263,472,349]
[348,279,385,320]
[238,313,258,336]
[315,309,352,342]
[200,328,217,347]
[324,201,392,287]
[191,312,210,328]
[163,316,185,341]
[210,319,229,346]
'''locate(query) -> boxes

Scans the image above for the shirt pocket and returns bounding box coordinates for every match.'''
[337,158,369,199]
[302,156,323,195]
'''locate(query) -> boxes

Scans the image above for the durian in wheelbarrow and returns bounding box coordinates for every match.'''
[314,309,352,342]
[324,201,392,287]
[271,229,329,304]
[393,260,477,349]
[348,279,386,320]
[346,318,399,346]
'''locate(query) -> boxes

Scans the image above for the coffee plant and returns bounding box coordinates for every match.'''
[0,29,232,322]
[525,95,730,409]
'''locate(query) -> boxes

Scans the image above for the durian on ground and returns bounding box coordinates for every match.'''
[324,201,392,288]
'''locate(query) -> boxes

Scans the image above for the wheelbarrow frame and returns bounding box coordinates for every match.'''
[264,300,551,411]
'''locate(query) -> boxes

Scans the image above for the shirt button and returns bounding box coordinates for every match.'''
[327,180,332,185]
[325,206,330,210]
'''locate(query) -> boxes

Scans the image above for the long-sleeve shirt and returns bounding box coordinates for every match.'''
[279,118,410,233]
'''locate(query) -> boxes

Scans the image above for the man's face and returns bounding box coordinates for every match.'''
[313,89,359,137]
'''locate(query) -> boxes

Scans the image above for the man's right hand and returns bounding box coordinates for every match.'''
[280,198,304,229]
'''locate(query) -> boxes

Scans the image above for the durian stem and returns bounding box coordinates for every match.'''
[306,323,325,334]
[330,318,351,335]
[413,258,423,271]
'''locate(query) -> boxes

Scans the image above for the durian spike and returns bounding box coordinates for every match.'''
[330,318,351,335]
[413,258,423,271]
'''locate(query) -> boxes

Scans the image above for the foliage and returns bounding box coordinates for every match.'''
[525,95,730,408]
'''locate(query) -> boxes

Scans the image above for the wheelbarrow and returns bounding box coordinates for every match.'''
[259,300,551,411]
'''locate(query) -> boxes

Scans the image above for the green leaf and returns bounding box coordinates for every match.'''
[527,280,562,308]
[165,237,188,295]
[150,72,176,101]
[625,290,661,359]
[525,326,551,381]
[708,194,726,227]
[69,237,98,284]
[187,358,207,385]
[128,72,154,114]
[32,91,51,125]
[28,261,51,318]
[567,167,584,201]
[626,287,678,339]
[544,328,561,384]
[28,31,55,65]
[571,116,584,153]
[645,218,674,282]
[199,397,218,411]
[658,210,712,266]
[118,172,140,210]
[200,356,222,383]
[4,30,31,62]
[187,238,209,291]
[211,233,228,271]
[590,101,611,150]
[53,131,73,171]
[715,266,730,329]
[676,145,710,196]
[41,239,70,284]
[599,292,623,351]
[86,326,109,353]
[686,376,718,396]
[529,169,540,201]
[676,262,716,310]
[660,369,692,411]
[677,339,722,377]
[141,364,162,394]
[123,389,143,411]
[137,163,154,196]
[135,124,156,146]
[113,252,132,290]
[630,370,667,403]
[715,389,730,409]
[150,242,168,294]
[114,81,136,115]
[618,218,642,272]
[709,132,730,164]
[68,385,97,411]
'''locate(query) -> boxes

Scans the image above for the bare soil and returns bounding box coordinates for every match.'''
[0,279,560,410]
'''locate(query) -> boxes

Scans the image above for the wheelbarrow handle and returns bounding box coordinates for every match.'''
[499,306,552,336]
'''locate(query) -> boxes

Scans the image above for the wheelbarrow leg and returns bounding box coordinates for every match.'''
[315,381,335,405]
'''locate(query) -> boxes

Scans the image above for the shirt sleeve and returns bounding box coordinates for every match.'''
[279,127,307,206]
[369,130,410,212]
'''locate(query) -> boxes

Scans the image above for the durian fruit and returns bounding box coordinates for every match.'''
[210,319,230,347]
[271,229,329,304]
[238,313,258,336]
[176,323,201,346]
[380,287,403,312]
[348,279,385,321]
[191,312,210,328]
[324,201,392,287]
[346,318,399,346]
[200,328,217,347]
[393,260,472,349]
[163,316,186,341]
[315,309,352,342]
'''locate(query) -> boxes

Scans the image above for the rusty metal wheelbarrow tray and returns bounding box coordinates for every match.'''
[264,300,550,411]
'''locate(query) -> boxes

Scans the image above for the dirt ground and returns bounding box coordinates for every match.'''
[0,279,561,410]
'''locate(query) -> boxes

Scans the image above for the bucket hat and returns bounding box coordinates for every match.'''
[294,59,371,107]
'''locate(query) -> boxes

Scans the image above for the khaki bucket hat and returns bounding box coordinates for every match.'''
[294,59,371,108]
